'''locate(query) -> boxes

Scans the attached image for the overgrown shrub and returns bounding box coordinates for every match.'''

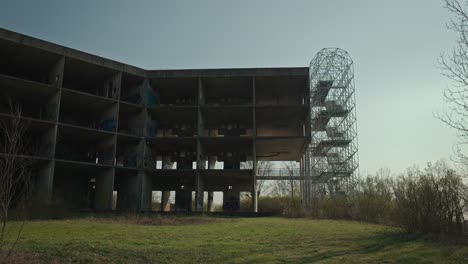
[313,194,349,219]
[256,196,303,217]
[393,167,466,235]
[311,162,467,236]
[352,176,396,224]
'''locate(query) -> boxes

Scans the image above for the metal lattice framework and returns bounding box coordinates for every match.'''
[305,48,359,202]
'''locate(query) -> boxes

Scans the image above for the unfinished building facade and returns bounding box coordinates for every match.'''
[0,28,310,213]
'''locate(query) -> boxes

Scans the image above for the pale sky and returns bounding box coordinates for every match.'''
[0,0,459,174]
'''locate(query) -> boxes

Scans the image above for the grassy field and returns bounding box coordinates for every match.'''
[3,216,468,263]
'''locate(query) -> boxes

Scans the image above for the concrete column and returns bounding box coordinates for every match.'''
[35,161,55,211]
[161,191,171,212]
[207,191,214,212]
[207,156,216,212]
[161,156,173,211]
[40,57,64,212]
[208,156,216,169]
[252,161,258,213]
[300,155,304,209]
[195,172,204,212]
[48,56,64,88]
[94,168,115,211]
[223,190,240,212]
[252,184,258,213]
[175,188,192,212]
[175,157,193,212]
[252,76,258,213]
[103,72,122,100]
[139,171,152,211]
[115,174,140,211]
[195,76,204,212]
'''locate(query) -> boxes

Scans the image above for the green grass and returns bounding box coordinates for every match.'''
[3,216,468,263]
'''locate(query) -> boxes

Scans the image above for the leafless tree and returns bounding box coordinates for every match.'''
[255,161,273,197]
[0,101,32,263]
[271,162,301,216]
[272,162,300,198]
[439,0,468,167]
[241,160,271,198]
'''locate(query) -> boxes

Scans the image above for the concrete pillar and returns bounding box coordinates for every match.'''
[252,161,258,213]
[175,189,192,212]
[195,172,204,212]
[161,191,171,211]
[161,156,173,211]
[207,155,216,212]
[139,171,152,211]
[207,191,214,212]
[48,56,64,88]
[115,174,140,211]
[94,168,115,211]
[223,190,240,212]
[35,161,54,210]
[252,76,258,213]
[252,184,258,213]
[175,153,192,212]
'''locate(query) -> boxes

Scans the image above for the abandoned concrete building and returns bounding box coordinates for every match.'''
[0,28,313,212]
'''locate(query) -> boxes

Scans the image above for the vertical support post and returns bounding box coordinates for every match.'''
[138,78,152,212]
[207,191,214,212]
[94,168,115,210]
[161,156,173,211]
[300,154,304,209]
[175,187,192,212]
[139,170,152,211]
[207,156,216,212]
[223,189,240,212]
[305,149,311,212]
[38,56,65,209]
[195,171,204,211]
[195,139,204,212]
[195,77,204,212]
[252,76,258,213]
[36,161,55,210]
[114,172,140,211]
[161,191,171,211]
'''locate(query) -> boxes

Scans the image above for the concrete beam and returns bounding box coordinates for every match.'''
[0,28,146,76]
[148,68,309,78]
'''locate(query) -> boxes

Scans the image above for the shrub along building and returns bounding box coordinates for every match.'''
[0,28,312,213]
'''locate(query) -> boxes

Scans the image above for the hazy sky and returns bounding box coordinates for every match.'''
[0,0,459,174]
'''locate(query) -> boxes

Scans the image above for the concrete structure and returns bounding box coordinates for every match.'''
[0,28,310,212]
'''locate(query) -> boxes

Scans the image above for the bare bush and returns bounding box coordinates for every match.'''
[311,161,467,237]
[0,102,33,262]
[393,162,466,234]
[271,162,302,217]
[241,160,271,199]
